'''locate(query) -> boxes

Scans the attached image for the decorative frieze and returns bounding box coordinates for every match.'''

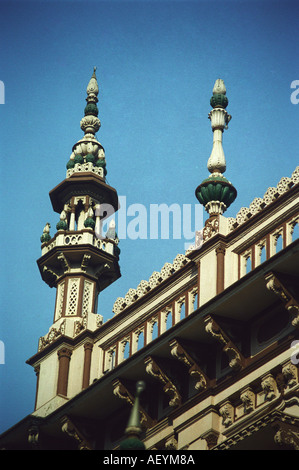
[112,253,190,315]
[38,320,65,352]
[228,167,299,232]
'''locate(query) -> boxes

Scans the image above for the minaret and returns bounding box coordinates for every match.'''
[195,79,237,217]
[28,69,121,413]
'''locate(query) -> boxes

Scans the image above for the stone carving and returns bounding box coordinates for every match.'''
[112,379,153,428]
[261,374,278,401]
[149,271,163,288]
[81,253,91,272]
[144,356,181,407]
[219,401,234,427]
[202,216,219,241]
[57,252,70,273]
[204,316,244,371]
[160,262,175,279]
[61,416,93,450]
[28,424,39,449]
[136,280,151,297]
[124,288,138,305]
[169,339,208,391]
[67,162,104,179]
[240,387,255,415]
[228,166,298,232]
[112,254,190,315]
[38,320,66,351]
[274,425,299,450]
[282,361,298,389]
[164,435,178,450]
[265,272,299,329]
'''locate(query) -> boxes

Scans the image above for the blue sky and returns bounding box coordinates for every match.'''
[0,0,298,433]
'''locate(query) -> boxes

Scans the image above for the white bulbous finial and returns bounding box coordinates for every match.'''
[213,79,226,95]
[86,67,99,96]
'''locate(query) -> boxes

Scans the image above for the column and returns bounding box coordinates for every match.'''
[216,244,226,294]
[57,347,72,396]
[82,342,93,390]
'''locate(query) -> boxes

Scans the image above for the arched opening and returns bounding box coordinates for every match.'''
[137,331,144,351]
[152,321,158,340]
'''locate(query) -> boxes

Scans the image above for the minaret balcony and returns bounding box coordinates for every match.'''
[38,228,121,292]
[66,161,104,179]
[40,228,118,257]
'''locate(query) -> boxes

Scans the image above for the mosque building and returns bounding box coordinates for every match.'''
[0,71,298,450]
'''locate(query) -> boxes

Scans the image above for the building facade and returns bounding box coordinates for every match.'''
[0,72,298,450]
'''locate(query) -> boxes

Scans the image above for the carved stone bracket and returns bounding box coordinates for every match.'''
[219,400,234,428]
[57,252,70,273]
[204,316,245,371]
[112,379,154,428]
[274,421,299,450]
[61,415,93,450]
[81,253,91,272]
[28,424,39,449]
[169,339,208,391]
[265,272,299,329]
[144,356,181,407]
[200,430,219,449]
[42,265,59,287]
[164,435,178,450]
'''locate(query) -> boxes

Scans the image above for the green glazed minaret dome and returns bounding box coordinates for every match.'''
[210,93,228,109]
[84,102,98,116]
[195,175,237,209]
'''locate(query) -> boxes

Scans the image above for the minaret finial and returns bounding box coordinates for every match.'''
[207,78,231,175]
[195,79,237,217]
[66,69,107,179]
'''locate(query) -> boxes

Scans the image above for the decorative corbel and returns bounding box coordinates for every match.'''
[81,253,91,272]
[204,315,245,371]
[164,435,178,450]
[219,400,234,428]
[28,424,39,449]
[57,252,70,273]
[112,379,154,428]
[42,265,59,287]
[265,272,299,329]
[96,263,110,278]
[169,339,208,391]
[144,356,181,407]
[261,373,279,402]
[200,430,219,450]
[273,421,299,450]
[61,415,93,450]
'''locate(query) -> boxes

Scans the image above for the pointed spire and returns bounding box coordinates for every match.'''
[66,69,107,179]
[119,381,146,450]
[80,67,101,136]
[195,79,237,217]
